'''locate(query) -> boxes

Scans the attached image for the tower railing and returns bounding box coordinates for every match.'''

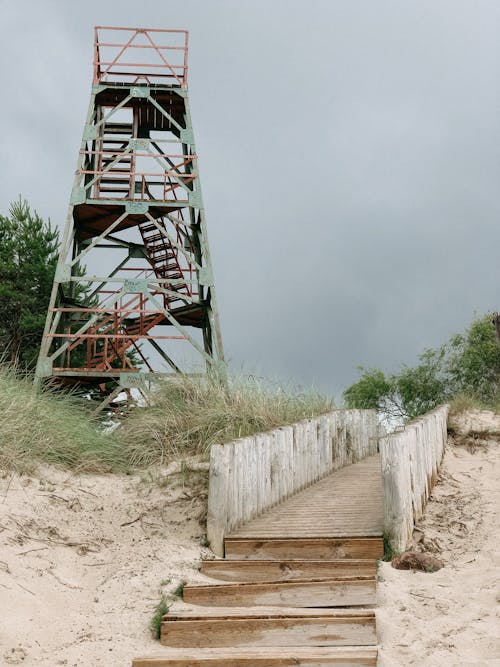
[93,26,189,87]
[79,148,197,202]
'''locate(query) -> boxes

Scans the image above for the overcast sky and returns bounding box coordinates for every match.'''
[1,0,499,397]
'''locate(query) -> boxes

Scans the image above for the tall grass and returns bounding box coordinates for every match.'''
[0,366,333,473]
[120,374,334,467]
[0,364,127,473]
[448,393,500,418]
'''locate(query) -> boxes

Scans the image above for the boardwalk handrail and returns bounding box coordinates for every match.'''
[207,409,379,556]
[379,405,448,553]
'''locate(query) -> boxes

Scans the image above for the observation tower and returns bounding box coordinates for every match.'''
[35,26,224,409]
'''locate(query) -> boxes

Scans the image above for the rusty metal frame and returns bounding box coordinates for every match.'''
[35,27,225,408]
[93,26,189,87]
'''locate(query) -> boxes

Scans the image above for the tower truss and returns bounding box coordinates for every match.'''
[35,26,224,407]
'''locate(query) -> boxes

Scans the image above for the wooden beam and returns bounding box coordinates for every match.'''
[161,609,376,647]
[199,558,377,582]
[223,537,384,561]
[132,646,378,666]
[182,577,376,608]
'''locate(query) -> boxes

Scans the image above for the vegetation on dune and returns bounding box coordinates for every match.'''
[0,364,128,474]
[150,593,169,640]
[119,374,334,467]
[447,393,500,419]
[343,314,500,422]
[0,366,333,473]
[1,313,497,473]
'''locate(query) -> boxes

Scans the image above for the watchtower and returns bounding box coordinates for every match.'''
[35,26,224,409]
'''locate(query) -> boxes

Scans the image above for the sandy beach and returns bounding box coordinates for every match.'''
[0,463,210,666]
[378,410,500,666]
[1,411,498,666]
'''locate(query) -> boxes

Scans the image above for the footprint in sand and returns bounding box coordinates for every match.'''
[4,647,27,664]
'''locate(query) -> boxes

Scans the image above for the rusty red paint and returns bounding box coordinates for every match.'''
[93,27,189,86]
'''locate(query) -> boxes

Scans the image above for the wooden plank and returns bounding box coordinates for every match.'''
[132,646,378,666]
[160,615,376,647]
[206,445,230,557]
[182,577,376,607]
[164,606,375,620]
[200,559,377,582]
[223,537,384,560]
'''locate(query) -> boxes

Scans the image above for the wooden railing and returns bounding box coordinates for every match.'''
[207,409,379,556]
[379,405,448,554]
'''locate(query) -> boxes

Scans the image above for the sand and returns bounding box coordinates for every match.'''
[0,461,211,666]
[1,411,499,666]
[377,410,500,666]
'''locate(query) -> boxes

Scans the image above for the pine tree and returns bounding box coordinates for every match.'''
[0,198,59,367]
[0,198,140,378]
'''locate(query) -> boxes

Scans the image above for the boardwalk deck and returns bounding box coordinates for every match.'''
[228,455,384,539]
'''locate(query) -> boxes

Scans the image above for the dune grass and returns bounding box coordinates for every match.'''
[448,393,500,418]
[0,366,334,473]
[119,374,334,467]
[0,364,128,473]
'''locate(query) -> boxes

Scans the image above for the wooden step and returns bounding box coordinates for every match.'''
[200,559,377,582]
[164,606,376,619]
[182,577,376,608]
[104,123,133,133]
[132,646,378,666]
[98,186,130,193]
[161,606,376,647]
[224,538,384,561]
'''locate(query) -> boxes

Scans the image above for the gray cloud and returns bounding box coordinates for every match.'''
[1,0,499,396]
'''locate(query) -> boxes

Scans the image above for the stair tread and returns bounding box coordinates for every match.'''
[223,537,383,561]
[182,577,376,608]
[132,646,378,662]
[185,575,374,590]
[164,605,375,620]
[199,559,377,567]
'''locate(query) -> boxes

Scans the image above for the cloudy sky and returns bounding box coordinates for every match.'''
[1,0,499,396]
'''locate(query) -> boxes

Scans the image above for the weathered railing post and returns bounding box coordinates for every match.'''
[379,405,448,554]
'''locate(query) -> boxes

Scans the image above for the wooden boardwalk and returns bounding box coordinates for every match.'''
[133,456,384,666]
[228,455,383,539]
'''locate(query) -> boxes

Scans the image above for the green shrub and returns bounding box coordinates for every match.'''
[344,314,500,422]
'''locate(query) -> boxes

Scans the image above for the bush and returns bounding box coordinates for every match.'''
[343,314,500,422]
